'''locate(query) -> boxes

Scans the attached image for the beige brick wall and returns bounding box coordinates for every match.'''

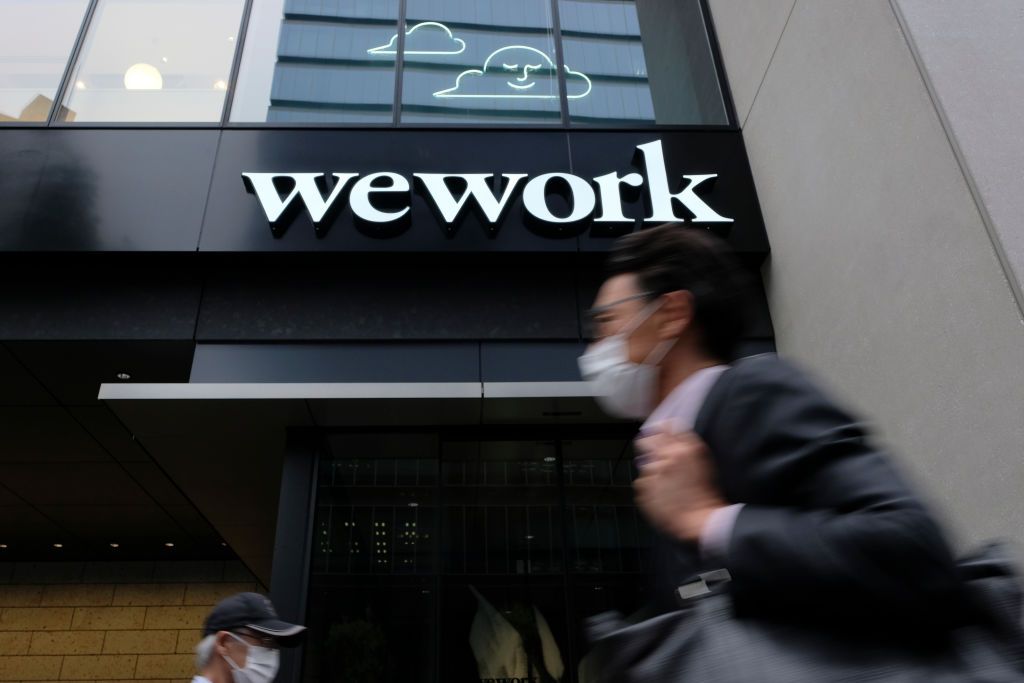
[0,562,263,683]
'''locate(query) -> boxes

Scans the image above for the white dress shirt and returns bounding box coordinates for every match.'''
[639,364,744,562]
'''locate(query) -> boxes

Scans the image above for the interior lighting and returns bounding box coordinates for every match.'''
[124,63,163,90]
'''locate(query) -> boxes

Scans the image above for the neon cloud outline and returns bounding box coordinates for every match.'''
[433,45,592,99]
[368,21,466,56]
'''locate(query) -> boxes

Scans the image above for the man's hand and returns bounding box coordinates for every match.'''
[634,425,728,543]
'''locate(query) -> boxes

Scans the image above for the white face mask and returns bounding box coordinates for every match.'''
[224,633,280,683]
[578,298,675,420]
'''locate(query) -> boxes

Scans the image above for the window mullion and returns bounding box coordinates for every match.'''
[48,0,100,125]
[220,0,256,125]
[392,0,408,127]
[549,0,571,127]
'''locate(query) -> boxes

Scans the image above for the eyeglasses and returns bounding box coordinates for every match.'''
[583,291,655,339]
[230,630,279,649]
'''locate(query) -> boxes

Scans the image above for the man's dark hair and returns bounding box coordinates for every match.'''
[606,224,753,361]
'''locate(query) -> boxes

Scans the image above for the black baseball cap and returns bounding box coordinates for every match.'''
[202,592,306,646]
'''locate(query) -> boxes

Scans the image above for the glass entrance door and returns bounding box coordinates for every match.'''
[303,427,649,683]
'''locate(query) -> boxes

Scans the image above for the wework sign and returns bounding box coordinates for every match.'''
[192,129,767,253]
[242,140,732,240]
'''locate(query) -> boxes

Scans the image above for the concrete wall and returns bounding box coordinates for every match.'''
[708,0,1024,549]
[893,0,1024,310]
[0,561,260,682]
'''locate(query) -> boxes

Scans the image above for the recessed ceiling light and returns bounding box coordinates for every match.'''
[213,80,227,90]
[53,543,63,549]
[123,63,163,91]
[543,456,556,463]
[75,80,86,90]
[164,542,174,548]
[161,56,168,63]
[525,535,535,540]
[228,36,235,41]
[116,372,131,380]
[220,542,227,547]
[0,544,8,549]
[109,543,119,548]
[407,502,419,508]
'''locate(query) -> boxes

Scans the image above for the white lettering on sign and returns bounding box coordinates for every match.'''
[349,172,410,223]
[242,172,358,224]
[635,140,733,223]
[413,173,526,224]
[242,140,733,236]
[521,173,596,224]
[593,171,644,223]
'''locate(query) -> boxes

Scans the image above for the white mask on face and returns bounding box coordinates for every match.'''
[578,298,676,420]
[223,633,280,683]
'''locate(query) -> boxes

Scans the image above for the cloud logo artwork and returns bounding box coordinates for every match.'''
[368,21,466,56]
[433,45,592,99]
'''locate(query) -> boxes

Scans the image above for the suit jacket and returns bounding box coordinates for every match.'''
[649,353,969,636]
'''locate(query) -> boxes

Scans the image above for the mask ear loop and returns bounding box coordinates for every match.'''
[620,296,664,338]
[223,632,249,672]
[642,335,677,367]
[620,296,677,366]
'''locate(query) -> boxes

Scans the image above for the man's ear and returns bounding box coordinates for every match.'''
[215,631,231,657]
[657,290,694,340]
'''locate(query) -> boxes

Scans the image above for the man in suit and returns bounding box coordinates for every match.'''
[578,224,968,635]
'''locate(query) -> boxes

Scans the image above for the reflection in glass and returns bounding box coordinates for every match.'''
[559,0,729,125]
[462,583,568,682]
[400,0,562,124]
[58,0,244,122]
[233,0,729,127]
[0,0,89,122]
[230,0,400,123]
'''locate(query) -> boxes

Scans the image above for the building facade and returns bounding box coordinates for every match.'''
[1,1,1021,682]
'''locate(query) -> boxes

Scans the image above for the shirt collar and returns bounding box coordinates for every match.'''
[641,364,729,435]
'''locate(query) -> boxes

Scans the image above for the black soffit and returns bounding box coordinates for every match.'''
[0,341,233,564]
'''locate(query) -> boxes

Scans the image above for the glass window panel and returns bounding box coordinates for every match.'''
[309,432,650,683]
[562,439,649,575]
[400,0,563,125]
[58,0,244,123]
[317,434,439,578]
[558,0,728,125]
[395,457,418,485]
[305,580,436,683]
[310,503,332,574]
[231,0,399,123]
[0,0,89,122]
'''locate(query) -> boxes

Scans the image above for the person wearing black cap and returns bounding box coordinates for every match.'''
[193,592,306,683]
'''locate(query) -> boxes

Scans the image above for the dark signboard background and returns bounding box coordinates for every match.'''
[0,129,767,256]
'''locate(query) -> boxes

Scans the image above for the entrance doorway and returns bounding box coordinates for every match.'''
[302,426,651,683]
